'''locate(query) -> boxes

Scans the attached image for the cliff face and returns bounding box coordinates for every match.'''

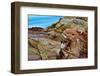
[46,16,88,59]
[47,16,88,33]
[47,16,88,41]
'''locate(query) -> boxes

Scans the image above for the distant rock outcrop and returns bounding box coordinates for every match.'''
[28,27,44,31]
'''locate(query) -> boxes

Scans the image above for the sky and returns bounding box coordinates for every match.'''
[28,15,63,28]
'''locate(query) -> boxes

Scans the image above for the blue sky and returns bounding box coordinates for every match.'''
[28,15,63,28]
